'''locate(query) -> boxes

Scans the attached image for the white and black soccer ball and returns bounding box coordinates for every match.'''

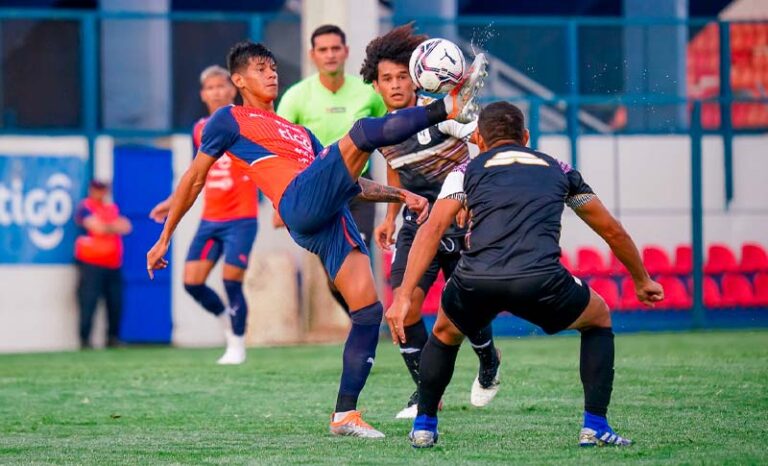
[408,38,466,94]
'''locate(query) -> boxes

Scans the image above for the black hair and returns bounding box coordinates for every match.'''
[311,24,346,48]
[359,23,428,83]
[227,41,276,74]
[478,102,526,146]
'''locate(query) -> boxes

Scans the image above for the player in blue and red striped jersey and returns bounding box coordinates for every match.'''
[149,65,258,365]
[147,41,486,438]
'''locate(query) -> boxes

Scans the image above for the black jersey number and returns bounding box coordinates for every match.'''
[484,150,549,168]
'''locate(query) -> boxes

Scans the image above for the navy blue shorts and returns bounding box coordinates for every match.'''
[278,143,368,279]
[186,218,258,268]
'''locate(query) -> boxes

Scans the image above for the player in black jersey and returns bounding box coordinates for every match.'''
[360,24,501,419]
[392,102,665,448]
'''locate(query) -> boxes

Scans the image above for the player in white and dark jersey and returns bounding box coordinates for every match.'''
[387,102,665,448]
[360,24,500,419]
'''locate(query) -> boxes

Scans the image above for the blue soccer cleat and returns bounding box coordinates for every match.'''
[579,412,632,447]
[409,414,439,448]
[579,427,632,447]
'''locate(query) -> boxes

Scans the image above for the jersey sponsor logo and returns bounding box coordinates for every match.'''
[206,155,234,191]
[484,150,549,168]
[417,128,432,145]
[326,106,346,114]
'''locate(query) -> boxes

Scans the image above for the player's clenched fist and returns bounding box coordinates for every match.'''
[635,278,665,307]
[146,240,170,279]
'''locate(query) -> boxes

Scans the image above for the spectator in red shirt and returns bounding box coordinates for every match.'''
[74,180,132,349]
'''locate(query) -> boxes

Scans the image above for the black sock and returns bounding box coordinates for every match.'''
[399,319,429,387]
[467,324,498,386]
[417,333,460,417]
[580,327,615,417]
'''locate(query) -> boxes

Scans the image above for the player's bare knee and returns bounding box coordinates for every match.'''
[432,313,464,346]
[222,265,246,282]
[586,293,612,329]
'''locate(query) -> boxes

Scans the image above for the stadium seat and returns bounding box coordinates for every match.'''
[620,277,643,310]
[721,273,756,307]
[703,276,724,308]
[421,272,445,315]
[642,245,673,275]
[589,278,620,310]
[381,250,393,280]
[753,273,768,306]
[608,253,628,277]
[575,247,609,277]
[740,243,768,273]
[656,276,692,309]
[704,244,739,274]
[673,245,692,275]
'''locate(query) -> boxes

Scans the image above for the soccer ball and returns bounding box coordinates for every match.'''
[409,38,466,94]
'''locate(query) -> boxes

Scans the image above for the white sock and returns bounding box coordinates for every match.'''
[333,410,354,422]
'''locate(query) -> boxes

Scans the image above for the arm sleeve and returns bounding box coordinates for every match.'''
[199,107,239,158]
[276,86,301,123]
[437,119,477,140]
[564,168,596,210]
[437,162,467,201]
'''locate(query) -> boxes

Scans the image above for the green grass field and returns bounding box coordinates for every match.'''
[1,330,766,465]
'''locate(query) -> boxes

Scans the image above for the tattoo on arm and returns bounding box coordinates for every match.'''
[356,177,406,203]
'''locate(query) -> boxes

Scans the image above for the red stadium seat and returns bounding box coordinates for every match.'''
[589,278,620,310]
[740,243,768,273]
[657,276,692,309]
[703,276,724,308]
[421,272,446,315]
[382,250,394,280]
[620,277,643,310]
[704,244,739,274]
[673,245,693,275]
[575,247,609,276]
[608,253,628,277]
[754,273,768,306]
[642,245,673,275]
[721,273,756,307]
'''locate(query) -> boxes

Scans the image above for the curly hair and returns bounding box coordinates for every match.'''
[359,23,428,83]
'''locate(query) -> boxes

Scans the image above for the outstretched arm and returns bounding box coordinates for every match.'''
[573,197,664,306]
[146,151,217,278]
[356,177,429,224]
[385,198,462,343]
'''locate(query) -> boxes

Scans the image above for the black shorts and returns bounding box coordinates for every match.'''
[389,221,464,293]
[441,267,591,336]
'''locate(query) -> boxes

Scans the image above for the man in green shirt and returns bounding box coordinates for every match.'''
[277,24,386,248]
